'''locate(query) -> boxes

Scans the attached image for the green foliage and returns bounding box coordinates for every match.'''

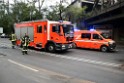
[0,14,13,34]
[46,0,67,20]
[0,0,88,34]
[46,6,60,20]
[65,6,87,23]
[0,1,43,34]
[12,2,30,22]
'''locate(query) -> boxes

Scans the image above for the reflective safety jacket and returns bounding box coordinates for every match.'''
[10,34,16,41]
[21,35,30,46]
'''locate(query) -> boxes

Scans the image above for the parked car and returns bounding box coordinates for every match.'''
[0,33,9,38]
[1,33,6,38]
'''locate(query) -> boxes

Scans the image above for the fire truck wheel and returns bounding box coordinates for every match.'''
[100,45,108,52]
[47,44,55,52]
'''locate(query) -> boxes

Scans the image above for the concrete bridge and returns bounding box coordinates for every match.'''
[85,0,124,44]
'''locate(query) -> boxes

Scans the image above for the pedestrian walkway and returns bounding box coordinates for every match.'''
[117,45,124,48]
[116,45,124,51]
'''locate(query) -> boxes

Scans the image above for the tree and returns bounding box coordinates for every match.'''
[46,0,68,20]
[58,0,67,20]
[0,0,13,34]
[12,2,31,22]
[37,0,45,15]
[63,6,88,29]
[0,0,46,34]
[65,6,87,23]
[45,6,59,20]
[26,0,45,20]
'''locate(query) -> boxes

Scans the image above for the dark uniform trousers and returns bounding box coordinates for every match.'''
[21,36,30,55]
[10,34,16,49]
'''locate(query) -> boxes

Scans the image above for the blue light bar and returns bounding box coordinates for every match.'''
[90,28,95,31]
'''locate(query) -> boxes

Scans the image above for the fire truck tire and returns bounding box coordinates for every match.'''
[47,44,55,52]
[100,45,108,52]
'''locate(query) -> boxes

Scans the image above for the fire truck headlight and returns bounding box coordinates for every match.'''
[62,45,65,48]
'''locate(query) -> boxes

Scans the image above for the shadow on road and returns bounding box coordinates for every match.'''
[28,47,73,55]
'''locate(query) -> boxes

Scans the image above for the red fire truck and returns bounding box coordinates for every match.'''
[14,20,74,52]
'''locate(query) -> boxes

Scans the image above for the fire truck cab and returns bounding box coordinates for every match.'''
[15,20,74,52]
[74,30,116,52]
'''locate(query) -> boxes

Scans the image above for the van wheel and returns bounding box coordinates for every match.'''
[100,46,108,52]
[47,44,55,52]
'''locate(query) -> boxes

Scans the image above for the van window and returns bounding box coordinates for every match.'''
[101,33,110,39]
[81,33,91,39]
[93,34,102,39]
[52,25,60,33]
[37,25,42,33]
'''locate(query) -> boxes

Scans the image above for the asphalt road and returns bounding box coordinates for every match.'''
[0,38,124,83]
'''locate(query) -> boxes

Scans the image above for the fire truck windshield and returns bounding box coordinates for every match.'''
[62,25,74,33]
[62,24,74,37]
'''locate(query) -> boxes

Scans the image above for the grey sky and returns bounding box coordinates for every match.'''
[5,0,73,8]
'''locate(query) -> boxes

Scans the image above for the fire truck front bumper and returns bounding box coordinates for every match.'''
[55,43,74,51]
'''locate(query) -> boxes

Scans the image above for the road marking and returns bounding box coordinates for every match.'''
[2,43,121,68]
[7,59,94,83]
[48,54,121,67]
[0,43,11,48]
[8,59,39,72]
[0,56,3,57]
[38,75,50,80]
[29,50,121,68]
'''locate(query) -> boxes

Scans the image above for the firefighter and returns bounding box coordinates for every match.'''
[10,33,16,49]
[21,33,30,55]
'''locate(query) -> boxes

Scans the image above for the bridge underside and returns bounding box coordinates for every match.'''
[85,1,124,44]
